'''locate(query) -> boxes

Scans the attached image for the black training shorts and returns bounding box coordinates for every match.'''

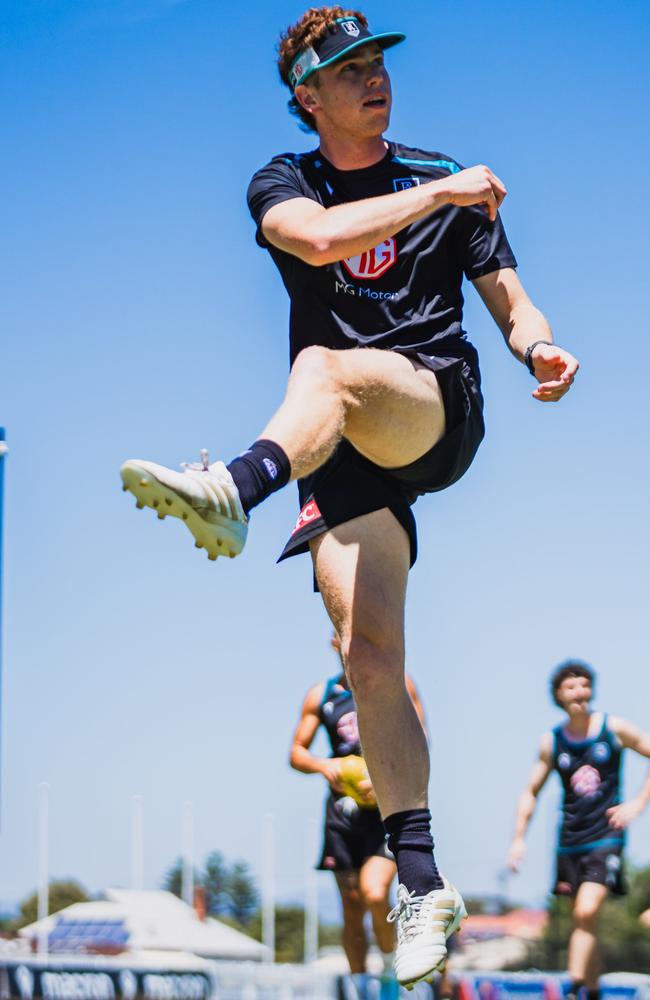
[279,356,485,566]
[317,794,394,873]
[553,844,626,897]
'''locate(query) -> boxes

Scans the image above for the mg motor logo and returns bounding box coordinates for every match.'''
[342,238,397,280]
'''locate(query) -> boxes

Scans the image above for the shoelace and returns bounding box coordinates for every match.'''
[178,450,246,524]
[181,448,210,473]
[387,889,426,943]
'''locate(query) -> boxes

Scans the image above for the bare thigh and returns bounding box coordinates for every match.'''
[336,349,446,469]
[310,506,409,654]
[571,881,609,924]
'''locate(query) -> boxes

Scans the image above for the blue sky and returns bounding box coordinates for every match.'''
[2,0,650,922]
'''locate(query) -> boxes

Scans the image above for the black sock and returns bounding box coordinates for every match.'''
[586,991,600,1000]
[567,982,585,1000]
[384,808,444,895]
[227,439,291,515]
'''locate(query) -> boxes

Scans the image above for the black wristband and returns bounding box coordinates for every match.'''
[524,340,552,376]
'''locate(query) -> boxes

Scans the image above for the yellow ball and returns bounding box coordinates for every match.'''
[339,755,377,808]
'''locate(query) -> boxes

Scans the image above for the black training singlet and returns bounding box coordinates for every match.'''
[552,713,624,853]
[247,142,517,377]
[318,674,362,758]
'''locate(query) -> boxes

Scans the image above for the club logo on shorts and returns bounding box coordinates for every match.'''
[340,19,360,36]
[342,238,397,280]
[291,498,322,535]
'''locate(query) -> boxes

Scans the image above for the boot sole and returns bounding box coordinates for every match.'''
[121,461,246,561]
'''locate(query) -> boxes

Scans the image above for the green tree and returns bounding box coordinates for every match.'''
[162,857,199,900]
[162,857,183,898]
[16,880,88,929]
[227,861,260,926]
[246,906,343,963]
[248,905,305,963]
[204,851,230,918]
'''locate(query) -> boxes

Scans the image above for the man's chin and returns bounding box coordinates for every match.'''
[362,112,390,138]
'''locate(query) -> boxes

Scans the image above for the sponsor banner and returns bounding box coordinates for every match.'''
[337,973,425,999]
[456,976,650,1000]
[0,963,212,1000]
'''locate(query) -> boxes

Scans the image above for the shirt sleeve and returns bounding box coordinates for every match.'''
[247,157,308,247]
[457,205,518,280]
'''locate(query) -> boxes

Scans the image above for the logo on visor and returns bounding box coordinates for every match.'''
[342,238,397,280]
[293,62,305,80]
[341,19,360,36]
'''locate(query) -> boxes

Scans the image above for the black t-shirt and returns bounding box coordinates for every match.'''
[247,141,517,377]
[552,714,624,852]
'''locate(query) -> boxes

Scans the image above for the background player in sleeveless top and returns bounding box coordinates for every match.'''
[507,661,650,1000]
[121,7,579,986]
[290,634,427,974]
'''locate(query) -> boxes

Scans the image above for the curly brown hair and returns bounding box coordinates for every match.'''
[277,6,369,132]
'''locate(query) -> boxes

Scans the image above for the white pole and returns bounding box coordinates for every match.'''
[131,794,144,891]
[181,801,194,907]
[304,818,318,965]
[37,782,49,956]
[262,813,275,962]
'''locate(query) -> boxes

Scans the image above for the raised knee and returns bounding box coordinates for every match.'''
[291,345,339,390]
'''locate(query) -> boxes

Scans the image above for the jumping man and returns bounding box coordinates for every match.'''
[507,661,650,1000]
[121,7,579,988]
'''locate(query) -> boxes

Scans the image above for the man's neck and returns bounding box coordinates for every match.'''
[564,710,596,739]
[317,132,388,171]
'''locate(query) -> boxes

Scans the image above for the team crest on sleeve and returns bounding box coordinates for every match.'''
[342,238,397,280]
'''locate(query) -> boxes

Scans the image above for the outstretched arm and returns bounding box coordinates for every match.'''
[289,684,345,794]
[607,717,650,829]
[507,732,553,872]
[473,267,579,403]
[261,165,507,266]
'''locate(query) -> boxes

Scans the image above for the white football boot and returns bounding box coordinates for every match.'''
[120,450,247,561]
[388,878,467,990]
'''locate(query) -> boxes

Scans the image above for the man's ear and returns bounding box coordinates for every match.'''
[295,82,319,115]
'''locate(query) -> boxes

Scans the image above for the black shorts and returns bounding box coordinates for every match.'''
[553,844,626,897]
[278,356,485,566]
[317,794,394,873]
